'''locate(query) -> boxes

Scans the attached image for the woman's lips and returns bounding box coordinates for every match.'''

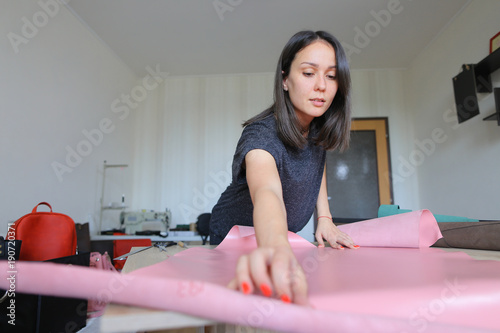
[310,98,325,107]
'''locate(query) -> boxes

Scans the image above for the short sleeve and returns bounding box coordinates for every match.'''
[231,117,283,185]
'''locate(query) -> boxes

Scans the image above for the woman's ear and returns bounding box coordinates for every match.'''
[282,72,288,91]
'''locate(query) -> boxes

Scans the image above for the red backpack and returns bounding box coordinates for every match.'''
[13,202,77,261]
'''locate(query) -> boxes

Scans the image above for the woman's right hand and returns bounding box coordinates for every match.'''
[233,149,309,305]
[228,243,310,306]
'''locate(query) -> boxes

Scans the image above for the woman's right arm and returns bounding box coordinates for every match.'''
[229,149,309,305]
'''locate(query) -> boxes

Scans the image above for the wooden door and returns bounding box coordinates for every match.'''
[324,118,393,222]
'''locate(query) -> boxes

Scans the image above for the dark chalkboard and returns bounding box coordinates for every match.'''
[326,130,380,220]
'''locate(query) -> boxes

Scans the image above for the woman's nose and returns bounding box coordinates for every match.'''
[315,75,326,91]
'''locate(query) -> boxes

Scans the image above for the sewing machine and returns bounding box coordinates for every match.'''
[120,210,171,235]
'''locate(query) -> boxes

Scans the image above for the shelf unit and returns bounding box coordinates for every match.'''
[99,160,129,234]
[475,47,500,125]
[474,46,500,93]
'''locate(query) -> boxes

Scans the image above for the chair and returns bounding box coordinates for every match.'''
[196,213,211,245]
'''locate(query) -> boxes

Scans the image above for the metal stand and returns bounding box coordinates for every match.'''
[98,160,128,234]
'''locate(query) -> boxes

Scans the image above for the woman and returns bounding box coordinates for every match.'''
[209,30,358,305]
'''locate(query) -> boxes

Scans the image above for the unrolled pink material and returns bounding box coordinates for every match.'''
[337,209,444,248]
[1,212,499,332]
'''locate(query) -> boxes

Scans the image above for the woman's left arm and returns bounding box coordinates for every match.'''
[315,164,357,249]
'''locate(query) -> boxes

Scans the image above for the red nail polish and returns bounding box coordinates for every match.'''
[354,245,360,249]
[260,284,272,297]
[281,294,291,303]
[339,246,344,249]
[241,282,251,295]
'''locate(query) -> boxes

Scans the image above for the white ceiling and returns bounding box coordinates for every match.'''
[65,0,470,77]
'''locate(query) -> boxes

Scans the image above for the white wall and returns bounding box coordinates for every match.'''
[351,69,419,209]
[405,0,500,219]
[0,1,139,234]
[132,74,275,226]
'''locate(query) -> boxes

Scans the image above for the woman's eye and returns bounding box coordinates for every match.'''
[303,72,314,77]
[327,75,337,80]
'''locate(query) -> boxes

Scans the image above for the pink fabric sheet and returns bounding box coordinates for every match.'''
[1,210,499,332]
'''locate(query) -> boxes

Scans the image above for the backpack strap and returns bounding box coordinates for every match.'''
[32,202,53,213]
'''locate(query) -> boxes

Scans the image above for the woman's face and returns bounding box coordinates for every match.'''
[283,40,338,128]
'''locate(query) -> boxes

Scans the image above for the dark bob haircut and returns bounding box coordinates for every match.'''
[244,30,351,151]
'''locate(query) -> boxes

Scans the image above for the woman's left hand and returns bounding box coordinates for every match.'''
[315,218,358,249]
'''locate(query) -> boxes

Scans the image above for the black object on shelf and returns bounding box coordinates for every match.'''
[453,64,480,123]
[452,47,500,125]
[482,88,500,125]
